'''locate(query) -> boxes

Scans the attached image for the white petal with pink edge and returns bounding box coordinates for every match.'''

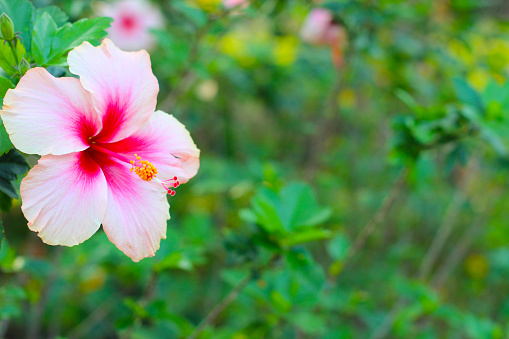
[68,39,159,143]
[1,68,101,156]
[104,110,200,184]
[21,152,108,246]
[94,152,169,262]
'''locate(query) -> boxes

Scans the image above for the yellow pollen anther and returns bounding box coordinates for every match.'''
[131,155,158,181]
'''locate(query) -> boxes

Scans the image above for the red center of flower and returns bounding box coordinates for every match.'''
[120,14,137,32]
[89,144,180,196]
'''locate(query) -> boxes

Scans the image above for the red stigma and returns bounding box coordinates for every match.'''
[159,176,180,197]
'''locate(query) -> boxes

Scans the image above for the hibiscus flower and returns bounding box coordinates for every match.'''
[94,0,164,51]
[0,39,200,262]
[300,8,348,68]
[223,0,248,9]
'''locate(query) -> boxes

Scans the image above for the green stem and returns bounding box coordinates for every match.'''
[7,40,19,68]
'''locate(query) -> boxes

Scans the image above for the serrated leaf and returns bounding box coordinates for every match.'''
[0,149,29,199]
[31,12,58,65]
[47,17,113,65]
[36,6,69,27]
[0,40,26,76]
[0,0,34,53]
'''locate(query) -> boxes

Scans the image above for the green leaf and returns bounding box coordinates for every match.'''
[31,12,58,65]
[326,234,351,261]
[0,39,26,76]
[47,17,113,65]
[246,183,331,235]
[0,191,11,212]
[289,312,326,335]
[453,78,484,113]
[154,251,193,272]
[0,0,34,53]
[124,298,150,319]
[395,89,419,111]
[36,6,69,27]
[278,183,332,231]
[282,229,332,247]
[0,149,29,199]
[0,76,13,97]
[270,290,292,313]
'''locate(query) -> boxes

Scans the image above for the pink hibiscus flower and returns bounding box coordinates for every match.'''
[301,8,339,46]
[0,39,200,262]
[300,8,348,68]
[95,0,164,51]
[223,0,248,9]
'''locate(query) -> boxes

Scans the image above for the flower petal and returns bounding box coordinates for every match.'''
[68,39,159,143]
[1,68,100,155]
[92,151,169,262]
[21,151,108,246]
[103,111,200,184]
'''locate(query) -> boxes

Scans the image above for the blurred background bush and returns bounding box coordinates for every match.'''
[1,0,509,338]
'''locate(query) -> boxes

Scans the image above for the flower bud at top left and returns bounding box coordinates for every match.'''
[0,13,15,41]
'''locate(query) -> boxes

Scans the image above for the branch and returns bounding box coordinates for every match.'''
[187,255,279,339]
[186,272,253,339]
[342,167,408,269]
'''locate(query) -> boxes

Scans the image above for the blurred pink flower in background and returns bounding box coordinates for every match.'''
[95,0,163,51]
[300,8,348,68]
[223,0,248,9]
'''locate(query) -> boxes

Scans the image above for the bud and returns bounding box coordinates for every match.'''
[0,13,15,41]
[18,58,30,76]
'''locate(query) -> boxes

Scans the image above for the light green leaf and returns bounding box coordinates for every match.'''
[0,0,34,53]
[0,40,26,76]
[31,12,58,65]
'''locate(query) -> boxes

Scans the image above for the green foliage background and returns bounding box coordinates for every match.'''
[1,0,509,338]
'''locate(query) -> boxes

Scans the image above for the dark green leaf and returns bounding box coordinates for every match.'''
[0,191,11,212]
[0,149,29,199]
[0,118,12,156]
